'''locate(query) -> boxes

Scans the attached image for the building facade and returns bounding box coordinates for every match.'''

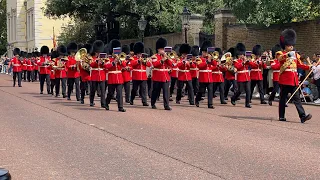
[7,0,67,57]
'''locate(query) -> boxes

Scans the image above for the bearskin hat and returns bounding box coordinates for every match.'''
[108,39,121,54]
[235,43,246,56]
[280,29,296,49]
[84,43,93,54]
[156,37,167,50]
[130,43,135,52]
[133,42,144,54]
[200,40,212,52]
[27,53,32,58]
[191,46,200,56]
[23,51,28,57]
[40,46,50,55]
[57,45,68,56]
[252,45,263,56]
[179,43,191,55]
[19,51,25,57]
[92,40,105,54]
[51,51,58,59]
[13,48,21,56]
[77,43,84,50]
[67,42,78,54]
[122,45,130,55]
[215,47,223,56]
[271,44,282,58]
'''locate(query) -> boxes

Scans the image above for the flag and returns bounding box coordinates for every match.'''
[53,27,57,49]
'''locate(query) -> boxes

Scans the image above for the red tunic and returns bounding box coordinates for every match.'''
[279,51,310,86]
[10,57,23,72]
[122,60,132,83]
[170,59,179,78]
[198,57,213,83]
[270,59,280,82]
[37,56,51,74]
[66,56,80,78]
[26,59,33,71]
[234,58,252,82]
[80,64,91,82]
[212,60,227,83]
[151,54,173,82]
[105,58,126,84]
[54,58,68,78]
[90,56,106,82]
[32,58,38,71]
[177,58,192,81]
[190,62,199,78]
[22,59,28,71]
[250,59,266,81]
[130,56,152,81]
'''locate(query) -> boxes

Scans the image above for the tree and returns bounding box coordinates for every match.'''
[0,0,7,55]
[224,0,320,26]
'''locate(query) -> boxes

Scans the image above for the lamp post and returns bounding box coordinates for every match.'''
[138,15,147,42]
[181,7,191,43]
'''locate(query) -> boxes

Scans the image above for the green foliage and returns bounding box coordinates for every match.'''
[225,0,320,26]
[0,0,7,55]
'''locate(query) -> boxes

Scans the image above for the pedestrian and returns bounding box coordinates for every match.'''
[312,56,320,103]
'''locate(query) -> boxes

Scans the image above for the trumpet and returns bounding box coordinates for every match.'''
[195,56,202,65]
[167,50,178,59]
[113,52,127,63]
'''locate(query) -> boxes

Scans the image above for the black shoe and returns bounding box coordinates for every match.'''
[101,105,106,108]
[224,97,228,101]
[90,103,95,107]
[152,105,157,109]
[268,101,272,106]
[301,114,312,123]
[169,97,173,101]
[51,92,54,95]
[67,97,71,100]
[213,95,217,98]
[47,91,51,94]
[176,101,180,104]
[231,98,236,106]
[208,105,215,109]
[221,101,228,104]
[195,101,199,107]
[129,101,134,105]
[112,97,116,100]
[143,103,149,106]
[97,94,101,97]
[125,100,130,103]
[190,102,195,105]
[164,106,172,111]
[279,118,287,122]
[63,94,66,98]
[80,100,84,104]
[118,108,126,112]
[105,105,109,110]
[200,97,204,101]
[245,104,252,108]
[249,100,252,103]
[19,85,22,87]
[285,104,288,107]
[261,101,267,104]
[237,97,241,101]
[40,92,43,94]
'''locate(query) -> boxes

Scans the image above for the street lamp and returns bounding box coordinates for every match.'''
[138,15,147,42]
[181,7,191,43]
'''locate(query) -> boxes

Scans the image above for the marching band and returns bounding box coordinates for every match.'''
[7,28,317,123]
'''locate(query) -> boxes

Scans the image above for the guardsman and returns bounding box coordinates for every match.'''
[90,40,107,108]
[151,37,173,110]
[66,42,80,101]
[278,29,312,123]
[169,44,180,101]
[176,43,194,105]
[9,48,23,87]
[37,46,51,94]
[121,44,132,103]
[32,51,39,82]
[195,41,214,109]
[50,51,58,95]
[129,42,135,57]
[190,46,200,96]
[105,39,126,112]
[250,45,267,104]
[212,48,228,104]
[129,42,151,106]
[268,44,282,106]
[224,47,237,101]
[21,51,28,81]
[79,43,93,104]
[55,45,68,98]
[26,53,33,82]
[146,47,153,98]
[231,43,254,108]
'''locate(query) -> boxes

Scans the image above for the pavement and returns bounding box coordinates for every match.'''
[0,74,320,180]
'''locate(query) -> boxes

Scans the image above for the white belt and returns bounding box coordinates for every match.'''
[238,70,249,73]
[172,68,179,71]
[179,70,190,72]
[250,69,261,72]
[153,68,170,71]
[212,71,222,74]
[56,68,65,70]
[190,68,199,70]
[27,65,33,67]
[13,64,21,67]
[132,69,146,72]
[108,71,122,74]
[91,68,104,71]
[285,69,297,72]
[23,64,27,66]
[199,70,212,73]
[273,70,280,73]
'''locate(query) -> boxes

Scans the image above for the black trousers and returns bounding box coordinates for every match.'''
[151,81,170,108]
[13,72,22,86]
[263,69,269,94]
[316,79,320,99]
[33,70,38,81]
[80,79,89,101]
[27,71,32,82]
[23,70,27,81]
[232,81,251,105]
[213,82,225,103]
[170,77,178,95]
[90,81,106,106]
[224,79,238,98]
[196,82,213,106]
[177,80,194,104]
[40,74,50,93]
[106,84,123,108]
[131,80,147,104]
[147,78,152,98]
[279,85,306,119]
[67,77,80,100]
[123,81,131,102]
[269,81,280,101]
[50,79,55,94]
[192,78,199,95]
[250,80,265,102]
[55,78,67,96]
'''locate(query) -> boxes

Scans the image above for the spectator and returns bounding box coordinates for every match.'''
[297,54,307,81]
[301,81,313,102]
[2,57,9,74]
[312,59,320,103]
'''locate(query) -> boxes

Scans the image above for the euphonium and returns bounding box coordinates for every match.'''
[211,51,220,60]
[75,48,92,72]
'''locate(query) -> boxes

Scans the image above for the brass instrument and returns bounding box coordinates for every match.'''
[223,52,236,74]
[280,51,296,75]
[112,52,126,63]
[168,50,178,59]
[75,48,92,72]
[195,56,202,65]
[211,51,220,60]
